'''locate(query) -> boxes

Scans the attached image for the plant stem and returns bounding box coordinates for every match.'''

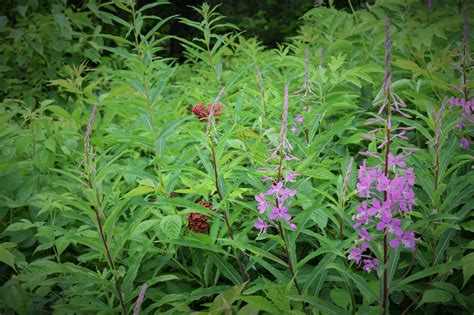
[84,105,126,314]
[275,146,309,315]
[255,65,267,117]
[210,143,249,282]
[381,97,391,315]
[382,17,392,315]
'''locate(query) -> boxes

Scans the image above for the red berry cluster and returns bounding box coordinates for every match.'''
[191,103,223,122]
[188,201,213,233]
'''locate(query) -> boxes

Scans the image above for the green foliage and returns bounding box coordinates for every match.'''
[0,0,473,314]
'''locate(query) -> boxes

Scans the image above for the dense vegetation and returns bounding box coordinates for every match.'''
[0,0,473,314]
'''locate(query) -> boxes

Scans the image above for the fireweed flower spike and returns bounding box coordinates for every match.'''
[294,48,316,144]
[253,85,308,313]
[254,86,302,228]
[133,283,148,315]
[448,7,472,148]
[347,18,416,315]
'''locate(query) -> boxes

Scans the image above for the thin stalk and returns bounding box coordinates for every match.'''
[275,144,308,315]
[340,158,353,242]
[461,6,469,100]
[130,3,166,188]
[430,99,446,275]
[381,18,392,315]
[210,142,249,282]
[84,105,126,313]
[255,65,267,117]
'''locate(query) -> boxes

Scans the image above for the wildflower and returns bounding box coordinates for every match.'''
[362,258,378,272]
[358,227,372,242]
[348,247,362,264]
[269,206,291,221]
[255,193,269,214]
[254,85,300,233]
[376,215,403,236]
[348,18,416,280]
[295,114,304,125]
[285,171,300,182]
[267,182,284,196]
[389,231,415,249]
[460,137,470,149]
[291,114,305,134]
[254,218,269,235]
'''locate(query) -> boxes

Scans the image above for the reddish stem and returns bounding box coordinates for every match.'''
[210,144,249,282]
[275,145,308,314]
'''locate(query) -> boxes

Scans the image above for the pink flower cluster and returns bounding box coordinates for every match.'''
[449,96,473,148]
[254,179,299,234]
[254,85,300,235]
[348,154,416,272]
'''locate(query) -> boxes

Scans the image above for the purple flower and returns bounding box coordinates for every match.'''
[362,258,378,272]
[390,231,415,249]
[388,153,407,168]
[460,137,470,149]
[280,187,297,203]
[268,206,291,221]
[285,171,300,182]
[353,201,371,228]
[254,218,269,234]
[291,123,298,134]
[405,168,415,186]
[356,177,372,198]
[358,227,372,242]
[376,215,403,236]
[267,182,283,195]
[348,247,362,264]
[254,85,301,238]
[376,174,391,192]
[295,114,304,125]
[255,193,269,214]
[348,18,416,280]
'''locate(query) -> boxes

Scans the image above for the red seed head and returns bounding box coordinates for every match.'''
[188,200,214,233]
[191,103,223,122]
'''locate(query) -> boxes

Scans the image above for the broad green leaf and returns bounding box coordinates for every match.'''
[417,289,452,308]
[160,215,182,239]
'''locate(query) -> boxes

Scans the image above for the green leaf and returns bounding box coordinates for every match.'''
[461,252,474,287]
[0,282,32,315]
[330,288,351,310]
[325,263,379,304]
[394,261,462,289]
[209,282,247,314]
[160,215,182,239]
[124,185,155,198]
[210,252,241,285]
[0,243,16,270]
[240,296,280,314]
[418,289,452,308]
[393,60,421,72]
[460,220,474,232]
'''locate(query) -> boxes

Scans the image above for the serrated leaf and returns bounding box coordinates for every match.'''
[159,215,182,239]
[0,245,16,270]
